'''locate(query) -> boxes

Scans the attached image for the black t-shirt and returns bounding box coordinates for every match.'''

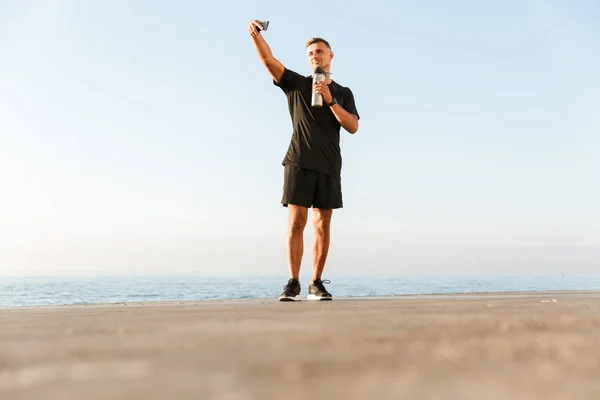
[273,67,360,179]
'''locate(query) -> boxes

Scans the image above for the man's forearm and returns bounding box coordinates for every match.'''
[330,104,359,134]
[252,36,275,64]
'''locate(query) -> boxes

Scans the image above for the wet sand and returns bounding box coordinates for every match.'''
[1,291,600,399]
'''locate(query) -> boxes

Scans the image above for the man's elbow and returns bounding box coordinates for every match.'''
[348,118,359,134]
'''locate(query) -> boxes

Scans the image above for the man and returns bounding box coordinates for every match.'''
[247,20,360,301]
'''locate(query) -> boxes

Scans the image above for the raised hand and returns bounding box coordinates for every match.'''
[247,20,265,38]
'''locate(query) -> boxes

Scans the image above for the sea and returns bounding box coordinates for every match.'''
[1,273,600,308]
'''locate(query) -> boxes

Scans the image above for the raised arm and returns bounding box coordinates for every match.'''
[247,20,285,83]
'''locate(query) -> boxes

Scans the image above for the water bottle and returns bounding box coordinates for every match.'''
[311,67,326,107]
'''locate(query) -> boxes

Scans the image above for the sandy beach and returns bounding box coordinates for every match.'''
[1,291,600,399]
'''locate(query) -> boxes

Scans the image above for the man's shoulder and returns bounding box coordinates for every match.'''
[274,67,311,89]
[284,67,310,80]
[331,80,354,93]
[331,79,360,118]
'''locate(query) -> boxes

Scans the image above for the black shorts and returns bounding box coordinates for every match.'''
[281,164,343,209]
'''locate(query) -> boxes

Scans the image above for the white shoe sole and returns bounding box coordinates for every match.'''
[307,294,333,301]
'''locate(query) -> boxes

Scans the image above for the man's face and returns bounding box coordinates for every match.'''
[307,42,333,71]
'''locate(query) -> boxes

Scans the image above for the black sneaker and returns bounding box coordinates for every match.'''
[278,278,301,301]
[307,279,332,301]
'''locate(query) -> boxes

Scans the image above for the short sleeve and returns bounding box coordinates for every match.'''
[273,68,306,94]
[342,88,360,120]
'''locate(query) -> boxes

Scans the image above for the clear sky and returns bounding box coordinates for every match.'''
[1,0,599,276]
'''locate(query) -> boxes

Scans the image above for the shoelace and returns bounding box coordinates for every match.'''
[314,279,331,292]
[283,279,299,291]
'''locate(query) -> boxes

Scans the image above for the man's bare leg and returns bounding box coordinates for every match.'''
[311,208,333,282]
[287,205,308,279]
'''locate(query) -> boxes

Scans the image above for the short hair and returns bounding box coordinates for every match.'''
[306,37,331,50]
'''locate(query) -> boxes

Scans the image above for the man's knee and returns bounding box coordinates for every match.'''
[288,205,308,235]
[313,208,332,235]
